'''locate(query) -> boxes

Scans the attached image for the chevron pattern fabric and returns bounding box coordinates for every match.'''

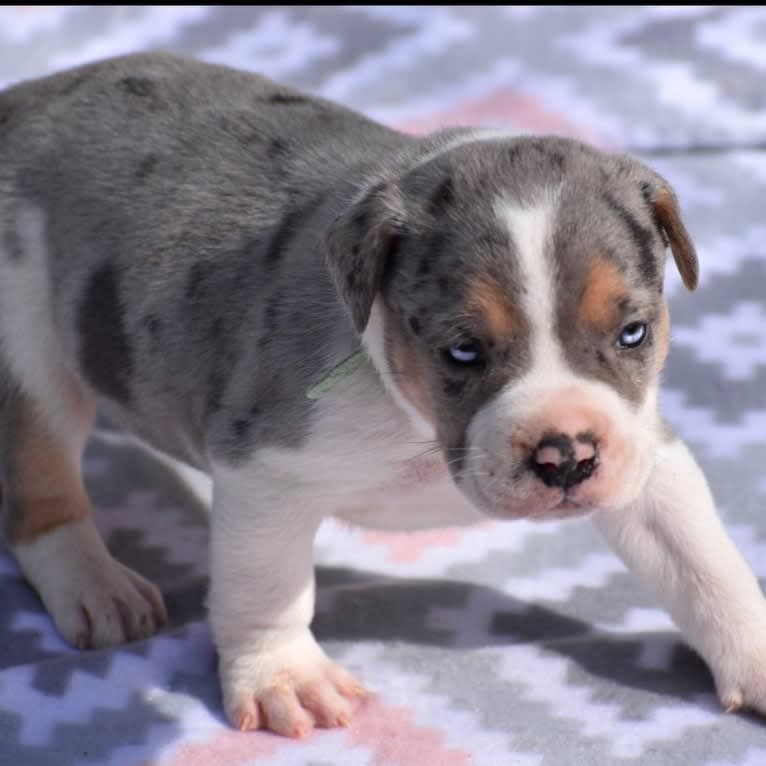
[1,6,766,765]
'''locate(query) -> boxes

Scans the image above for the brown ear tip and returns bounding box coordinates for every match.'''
[679,250,700,290]
[683,270,699,291]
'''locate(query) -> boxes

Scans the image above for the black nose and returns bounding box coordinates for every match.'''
[529,433,599,489]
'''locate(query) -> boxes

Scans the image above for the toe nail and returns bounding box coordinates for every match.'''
[237,712,253,731]
[723,690,743,714]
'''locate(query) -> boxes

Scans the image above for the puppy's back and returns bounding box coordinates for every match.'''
[0,53,410,468]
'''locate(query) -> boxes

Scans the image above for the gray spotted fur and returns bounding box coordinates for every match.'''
[0,52,694,469]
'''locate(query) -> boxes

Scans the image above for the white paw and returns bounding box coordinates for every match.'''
[14,520,167,648]
[219,630,367,738]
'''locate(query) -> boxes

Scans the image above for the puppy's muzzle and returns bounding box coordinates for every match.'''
[529,432,599,490]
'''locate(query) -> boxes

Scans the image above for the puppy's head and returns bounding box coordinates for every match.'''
[326,135,697,520]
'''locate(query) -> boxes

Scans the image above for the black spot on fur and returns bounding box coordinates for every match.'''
[429,175,455,214]
[386,233,404,278]
[208,317,224,341]
[206,320,236,415]
[443,377,466,397]
[264,196,324,269]
[4,223,23,262]
[408,315,421,336]
[639,182,656,218]
[232,419,250,440]
[269,138,289,157]
[417,256,432,276]
[142,314,163,354]
[264,217,295,267]
[603,194,658,284]
[241,130,260,146]
[263,291,284,333]
[268,92,307,105]
[207,369,225,414]
[78,263,134,404]
[60,72,90,97]
[639,181,669,247]
[218,115,236,135]
[120,77,154,97]
[438,276,450,295]
[143,314,162,338]
[427,229,448,258]
[351,208,368,234]
[186,262,210,302]
[136,154,158,181]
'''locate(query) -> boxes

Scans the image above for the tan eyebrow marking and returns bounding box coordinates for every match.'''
[466,275,518,339]
[578,255,629,330]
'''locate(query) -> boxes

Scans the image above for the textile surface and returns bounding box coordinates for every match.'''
[1,6,766,765]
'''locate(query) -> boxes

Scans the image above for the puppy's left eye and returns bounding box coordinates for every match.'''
[444,340,485,367]
[618,321,647,349]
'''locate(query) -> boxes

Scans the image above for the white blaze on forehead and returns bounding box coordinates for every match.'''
[495,190,565,376]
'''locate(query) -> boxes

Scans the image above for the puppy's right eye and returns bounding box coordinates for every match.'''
[444,340,485,367]
[618,321,647,349]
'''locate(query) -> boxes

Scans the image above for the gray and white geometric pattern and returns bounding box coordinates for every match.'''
[1,6,765,765]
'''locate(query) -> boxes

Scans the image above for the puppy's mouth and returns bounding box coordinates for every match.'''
[462,472,596,522]
[535,491,595,520]
[511,488,596,521]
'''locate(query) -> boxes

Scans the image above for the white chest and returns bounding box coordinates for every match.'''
[334,453,483,532]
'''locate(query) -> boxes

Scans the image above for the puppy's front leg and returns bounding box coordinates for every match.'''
[594,436,766,714]
[209,465,365,737]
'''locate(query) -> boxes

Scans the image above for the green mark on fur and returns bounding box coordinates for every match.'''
[307,350,370,399]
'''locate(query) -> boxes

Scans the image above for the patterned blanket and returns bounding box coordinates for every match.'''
[1,6,766,765]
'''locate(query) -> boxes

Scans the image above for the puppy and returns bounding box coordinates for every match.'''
[1,52,765,738]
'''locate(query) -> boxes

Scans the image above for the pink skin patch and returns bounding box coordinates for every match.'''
[394,85,611,148]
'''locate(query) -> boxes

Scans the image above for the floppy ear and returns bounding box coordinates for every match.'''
[325,182,405,333]
[640,179,699,291]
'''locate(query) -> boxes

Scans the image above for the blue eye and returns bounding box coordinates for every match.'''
[618,322,647,349]
[446,341,484,366]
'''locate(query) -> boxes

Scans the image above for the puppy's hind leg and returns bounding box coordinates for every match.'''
[0,374,167,648]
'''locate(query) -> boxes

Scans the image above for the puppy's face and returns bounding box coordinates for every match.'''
[327,136,697,520]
